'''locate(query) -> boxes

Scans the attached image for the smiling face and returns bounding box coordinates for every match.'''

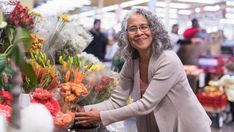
[127,13,153,55]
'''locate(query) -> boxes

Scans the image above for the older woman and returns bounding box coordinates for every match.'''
[75,8,211,132]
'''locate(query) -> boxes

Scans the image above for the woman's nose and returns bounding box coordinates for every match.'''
[135,28,144,35]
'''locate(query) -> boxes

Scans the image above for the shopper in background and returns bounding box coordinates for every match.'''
[74,8,211,132]
[210,29,226,56]
[183,18,200,40]
[178,18,209,65]
[84,19,108,61]
[169,24,182,52]
[223,62,234,124]
[104,31,120,62]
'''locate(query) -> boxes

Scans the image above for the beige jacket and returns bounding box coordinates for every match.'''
[85,50,211,132]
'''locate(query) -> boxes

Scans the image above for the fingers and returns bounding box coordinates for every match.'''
[71,104,84,112]
[74,109,101,126]
[75,111,89,117]
[75,118,98,125]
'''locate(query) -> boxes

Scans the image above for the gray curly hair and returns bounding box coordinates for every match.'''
[118,8,172,60]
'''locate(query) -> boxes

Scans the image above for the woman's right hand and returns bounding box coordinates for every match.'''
[71,104,84,112]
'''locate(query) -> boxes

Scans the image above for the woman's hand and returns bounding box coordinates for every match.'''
[75,108,101,126]
[71,104,84,112]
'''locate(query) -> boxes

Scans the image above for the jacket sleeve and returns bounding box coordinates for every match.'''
[84,59,134,111]
[100,52,182,126]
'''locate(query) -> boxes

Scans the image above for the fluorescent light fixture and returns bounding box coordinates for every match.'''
[157,13,178,19]
[170,3,190,9]
[225,13,234,19]
[178,10,192,15]
[156,8,178,14]
[176,0,219,4]
[226,7,234,13]
[220,19,234,24]
[131,6,148,10]
[204,5,220,11]
[226,1,234,6]
[156,2,190,9]
[121,0,149,7]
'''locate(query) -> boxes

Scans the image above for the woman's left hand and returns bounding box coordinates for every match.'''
[75,108,101,125]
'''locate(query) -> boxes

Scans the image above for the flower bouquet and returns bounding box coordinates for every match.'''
[0,90,12,121]
[53,53,119,130]
[0,1,39,122]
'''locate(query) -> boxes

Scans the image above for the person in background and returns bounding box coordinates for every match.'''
[104,31,120,62]
[178,18,208,65]
[210,30,226,56]
[169,24,182,53]
[84,19,108,61]
[223,62,234,124]
[183,18,200,40]
[74,8,211,132]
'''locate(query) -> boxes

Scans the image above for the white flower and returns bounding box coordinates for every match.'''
[60,21,93,53]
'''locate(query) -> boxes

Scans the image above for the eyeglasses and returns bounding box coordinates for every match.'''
[126,24,150,34]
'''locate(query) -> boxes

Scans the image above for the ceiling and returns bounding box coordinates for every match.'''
[31,0,234,39]
[33,0,227,16]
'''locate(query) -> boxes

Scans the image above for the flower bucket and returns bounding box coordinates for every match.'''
[19,93,31,108]
[69,124,99,132]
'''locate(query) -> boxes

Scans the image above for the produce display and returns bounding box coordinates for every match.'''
[196,86,228,110]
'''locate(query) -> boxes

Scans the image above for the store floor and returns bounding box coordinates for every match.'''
[212,123,234,132]
[106,118,234,132]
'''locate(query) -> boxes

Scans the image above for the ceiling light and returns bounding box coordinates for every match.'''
[204,5,220,11]
[176,0,220,4]
[220,19,234,24]
[225,7,234,12]
[226,1,234,6]
[225,13,234,19]
[178,10,192,15]
[195,8,200,13]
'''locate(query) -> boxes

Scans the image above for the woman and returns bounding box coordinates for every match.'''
[74,8,211,132]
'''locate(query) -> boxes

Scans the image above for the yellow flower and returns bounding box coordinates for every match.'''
[88,64,105,72]
[57,14,71,22]
[31,11,42,17]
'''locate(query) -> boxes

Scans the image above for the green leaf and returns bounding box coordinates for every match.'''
[10,28,37,86]
[14,27,32,50]
[11,45,20,66]
[0,54,7,74]
[19,61,37,86]
[5,26,15,45]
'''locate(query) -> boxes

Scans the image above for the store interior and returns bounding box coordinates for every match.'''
[1,0,234,132]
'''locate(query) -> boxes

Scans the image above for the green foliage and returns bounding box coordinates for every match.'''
[0,54,7,73]
[0,26,15,53]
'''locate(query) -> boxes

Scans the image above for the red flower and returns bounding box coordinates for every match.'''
[33,88,53,100]
[8,3,34,28]
[32,88,60,117]
[0,104,12,121]
[94,76,113,92]
[0,90,12,106]
[94,85,103,92]
[32,98,60,117]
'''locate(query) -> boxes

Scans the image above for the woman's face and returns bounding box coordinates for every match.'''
[127,13,153,53]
